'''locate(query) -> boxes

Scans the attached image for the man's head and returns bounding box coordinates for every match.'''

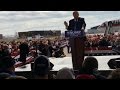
[108,68,120,79]
[56,67,75,79]
[0,73,11,79]
[0,56,15,73]
[32,55,50,79]
[82,56,98,74]
[73,11,79,19]
[6,76,27,79]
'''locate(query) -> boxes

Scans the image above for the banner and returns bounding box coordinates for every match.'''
[65,30,85,38]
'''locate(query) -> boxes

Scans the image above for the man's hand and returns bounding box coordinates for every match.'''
[81,26,85,32]
[64,21,68,29]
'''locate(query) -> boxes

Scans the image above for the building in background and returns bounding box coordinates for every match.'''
[18,30,61,38]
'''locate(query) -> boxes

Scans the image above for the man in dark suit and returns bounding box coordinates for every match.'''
[64,11,86,70]
[64,11,86,31]
[19,41,29,65]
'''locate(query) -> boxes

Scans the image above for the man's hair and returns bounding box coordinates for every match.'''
[32,55,50,76]
[0,56,15,70]
[76,74,96,79]
[6,76,27,79]
[56,67,75,79]
[73,11,79,15]
[0,73,11,79]
[82,57,98,74]
[108,68,120,79]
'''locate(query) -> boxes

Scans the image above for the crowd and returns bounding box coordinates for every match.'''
[0,33,120,79]
[1,33,120,59]
[85,33,120,48]
[0,37,67,59]
[0,55,120,79]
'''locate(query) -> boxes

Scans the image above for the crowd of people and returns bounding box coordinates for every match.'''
[0,55,120,79]
[1,10,120,79]
[0,33,120,79]
[85,33,120,48]
[0,33,120,59]
[0,37,67,59]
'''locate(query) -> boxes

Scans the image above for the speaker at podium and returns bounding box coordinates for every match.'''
[64,11,86,70]
[64,30,86,70]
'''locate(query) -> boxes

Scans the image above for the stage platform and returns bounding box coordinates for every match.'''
[15,55,120,72]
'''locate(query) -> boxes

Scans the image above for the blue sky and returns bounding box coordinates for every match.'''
[0,11,120,36]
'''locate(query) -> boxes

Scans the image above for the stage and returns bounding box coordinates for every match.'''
[15,55,120,72]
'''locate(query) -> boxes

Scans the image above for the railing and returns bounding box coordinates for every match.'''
[85,46,112,51]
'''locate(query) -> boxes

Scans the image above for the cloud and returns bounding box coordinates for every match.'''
[0,11,120,36]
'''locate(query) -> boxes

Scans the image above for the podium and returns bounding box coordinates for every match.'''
[65,30,85,70]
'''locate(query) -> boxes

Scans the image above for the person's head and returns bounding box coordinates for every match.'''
[108,68,120,79]
[73,11,79,19]
[76,74,96,79]
[6,76,27,79]
[56,67,75,79]
[32,55,50,79]
[0,73,11,79]
[0,56,15,73]
[82,57,98,74]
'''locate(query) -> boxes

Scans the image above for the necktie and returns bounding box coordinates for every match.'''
[74,20,77,31]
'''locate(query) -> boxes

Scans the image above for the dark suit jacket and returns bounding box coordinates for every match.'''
[19,43,29,54]
[68,17,86,31]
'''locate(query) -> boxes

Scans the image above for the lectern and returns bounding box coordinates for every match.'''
[65,30,85,70]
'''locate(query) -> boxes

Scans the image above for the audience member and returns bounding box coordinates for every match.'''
[0,73,11,79]
[76,74,96,79]
[77,56,106,79]
[32,55,51,79]
[107,68,120,79]
[19,41,29,65]
[0,56,16,76]
[6,76,27,79]
[56,67,75,79]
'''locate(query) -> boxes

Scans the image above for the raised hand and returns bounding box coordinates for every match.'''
[64,21,68,29]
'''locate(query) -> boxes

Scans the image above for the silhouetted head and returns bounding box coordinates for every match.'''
[0,56,15,73]
[108,68,120,79]
[82,57,98,74]
[32,55,51,79]
[6,76,27,79]
[0,73,11,79]
[56,67,75,79]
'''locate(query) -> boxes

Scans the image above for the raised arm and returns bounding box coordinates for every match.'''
[64,21,68,30]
